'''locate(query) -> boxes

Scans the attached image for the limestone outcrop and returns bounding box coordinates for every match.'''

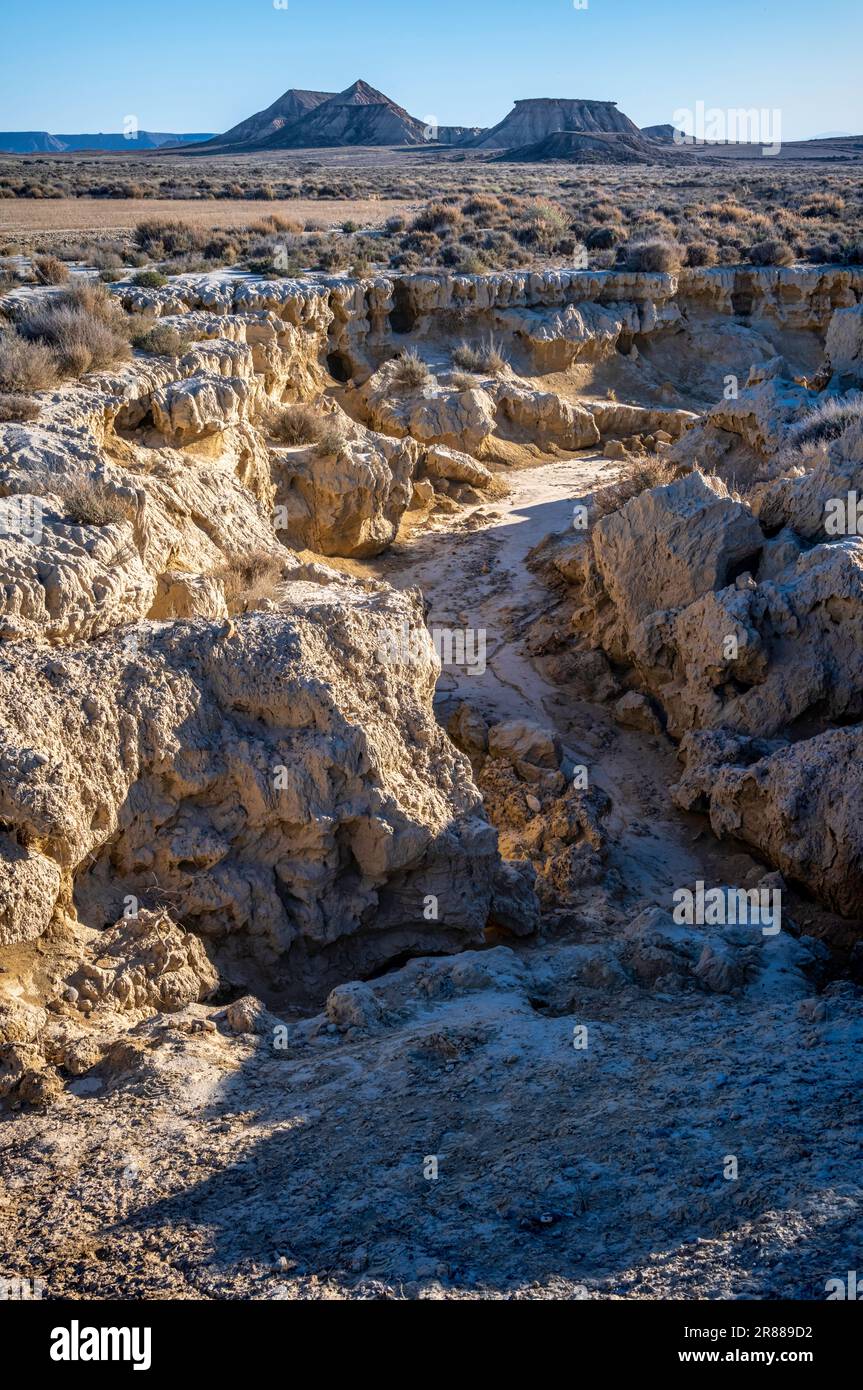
[0,586,509,992]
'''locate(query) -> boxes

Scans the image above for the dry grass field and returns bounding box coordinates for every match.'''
[0,196,420,247]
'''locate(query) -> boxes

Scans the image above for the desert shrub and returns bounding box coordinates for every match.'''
[463,194,506,221]
[391,349,431,390]
[802,241,836,264]
[131,269,168,288]
[412,201,463,234]
[451,370,477,392]
[390,250,421,271]
[314,244,350,272]
[0,392,40,421]
[747,238,794,266]
[454,252,488,275]
[623,237,683,272]
[684,241,717,267]
[134,218,201,256]
[0,332,59,391]
[516,200,569,251]
[201,234,238,263]
[132,323,194,357]
[385,214,407,234]
[789,394,863,447]
[270,402,325,446]
[593,457,683,517]
[0,266,25,291]
[50,475,128,526]
[219,550,284,613]
[452,335,508,375]
[313,420,350,458]
[585,226,618,250]
[17,299,130,376]
[32,255,69,285]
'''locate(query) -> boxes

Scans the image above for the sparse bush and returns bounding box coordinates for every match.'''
[270,402,325,446]
[451,370,477,392]
[0,332,59,391]
[585,226,618,250]
[132,323,194,357]
[0,391,40,421]
[0,266,25,291]
[50,475,128,527]
[32,255,69,285]
[134,218,201,256]
[789,394,863,447]
[412,201,464,234]
[391,349,431,390]
[623,237,683,272]
[747,238,794,266]
[684,241,717,267]
[17,301,130,377]
[593,457,683,516]
[452,335,508,375]
[131,269,168,288]
[218,550,284,613]
[314,420,349,458]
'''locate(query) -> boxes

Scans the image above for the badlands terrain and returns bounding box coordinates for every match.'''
[1,178,863,1300]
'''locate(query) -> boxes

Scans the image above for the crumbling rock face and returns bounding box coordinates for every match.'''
[447,705,609,913]
[591,470,764,635]
[535,434,863,917]
[271,420,418,558]
[825,303,863,388]
[0,586,509,995]
[69,910,219,1016]
[672,726,863,918]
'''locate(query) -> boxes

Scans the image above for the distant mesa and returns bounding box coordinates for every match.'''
[0,131,214,153]
[473,98,643,150]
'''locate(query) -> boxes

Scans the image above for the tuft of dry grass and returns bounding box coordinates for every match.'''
[218,550,284,613]
[593,456,684,518]
[452,335,508,375]
[313,420,349,458]
[48,475,129,526]
[131,322,195,357]
[269,401,326,446]
[391,348,431,390]
[0,331,59,391]
[747,238,795,266]
[789,393,863,447]
[32,254,69,285]
[16,282,131,377]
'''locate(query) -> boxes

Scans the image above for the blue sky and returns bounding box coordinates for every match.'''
[2,0,861,141]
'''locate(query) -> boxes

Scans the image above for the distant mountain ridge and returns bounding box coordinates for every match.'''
[186,80,486,153]
[191,89,335,151]
[0,131,214,153]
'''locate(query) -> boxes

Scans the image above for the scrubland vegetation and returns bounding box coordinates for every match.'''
[1,155,862,278]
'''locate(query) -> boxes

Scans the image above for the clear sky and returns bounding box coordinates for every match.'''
[2,0,861,141]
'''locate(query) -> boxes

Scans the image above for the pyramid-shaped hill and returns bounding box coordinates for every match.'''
[497,130,675,164]
[190,89,336,152]
[474,98,643,150]
[246,80,430,149]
